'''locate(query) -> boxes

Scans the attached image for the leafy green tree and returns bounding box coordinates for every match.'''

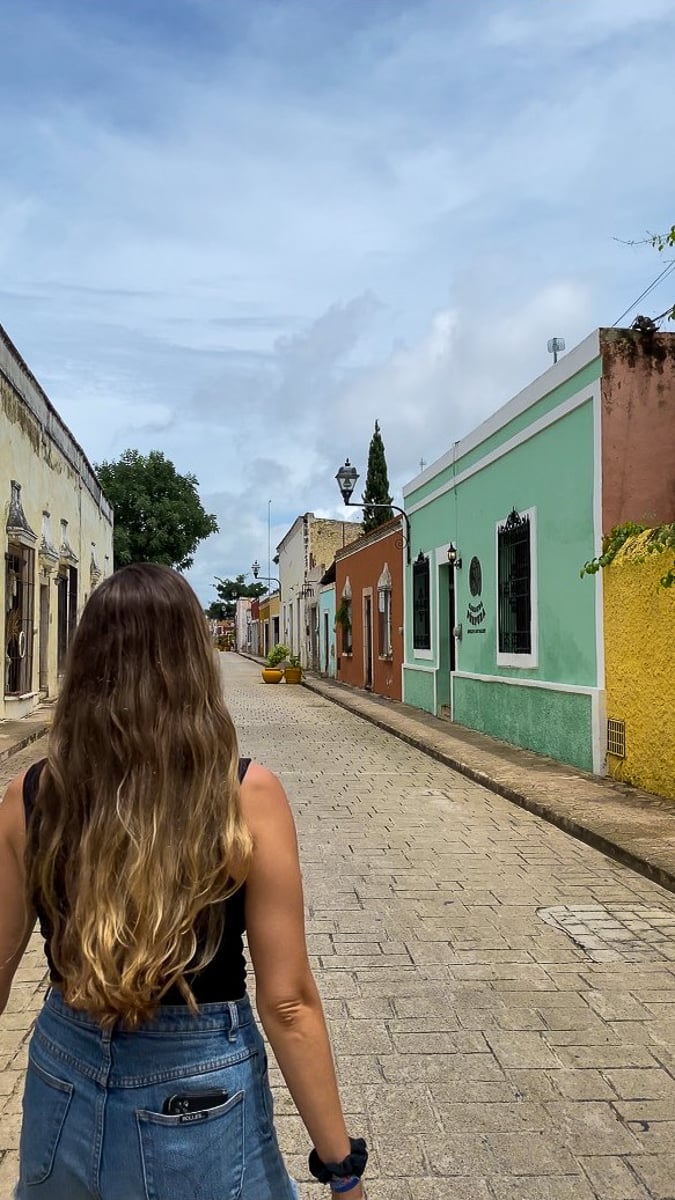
[212,574,266,620]
[96,449,218,571]
[362,420,393,534]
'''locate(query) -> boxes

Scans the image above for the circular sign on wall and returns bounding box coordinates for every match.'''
[469,556,482,597]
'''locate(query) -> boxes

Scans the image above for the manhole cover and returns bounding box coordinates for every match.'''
[537,903,675,963]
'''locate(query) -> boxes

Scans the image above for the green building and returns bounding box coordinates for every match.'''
[402,329,621,774]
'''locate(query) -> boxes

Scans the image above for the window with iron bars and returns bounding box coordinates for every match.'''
[413,554,431,650]
[498,510,532,655]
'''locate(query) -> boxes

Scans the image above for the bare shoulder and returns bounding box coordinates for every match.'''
[0,773,28,849]
[239,763,295,834]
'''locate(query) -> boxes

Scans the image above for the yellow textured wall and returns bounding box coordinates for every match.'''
[604,532,675,800]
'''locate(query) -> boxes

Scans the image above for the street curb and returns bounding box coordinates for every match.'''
[300,676,675,897]
[0,723,51,765]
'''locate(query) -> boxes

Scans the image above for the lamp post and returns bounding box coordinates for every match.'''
[335,459,412,563]
[251,560,281,593]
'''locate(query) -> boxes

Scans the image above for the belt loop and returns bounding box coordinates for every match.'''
[227,1001,239,1042]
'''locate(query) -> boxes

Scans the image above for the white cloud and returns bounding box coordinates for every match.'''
[1,0,674,602]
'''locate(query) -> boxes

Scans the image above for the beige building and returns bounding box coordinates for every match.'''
[277,514,361,669]
[1,325,113,720]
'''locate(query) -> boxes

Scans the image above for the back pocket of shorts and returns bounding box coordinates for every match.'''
[20,1057,74,1185]
[136,1091,245,1200]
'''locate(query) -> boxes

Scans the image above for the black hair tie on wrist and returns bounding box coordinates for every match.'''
[309,1137,368,1184]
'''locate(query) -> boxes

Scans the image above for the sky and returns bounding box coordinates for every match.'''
[2,0,674,602]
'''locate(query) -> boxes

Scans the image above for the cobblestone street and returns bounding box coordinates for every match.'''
[2,653,675,1199]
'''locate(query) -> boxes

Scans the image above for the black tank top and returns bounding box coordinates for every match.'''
[23,758,250,1004]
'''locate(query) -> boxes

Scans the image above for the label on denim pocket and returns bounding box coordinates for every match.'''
[178,1110,209,1123]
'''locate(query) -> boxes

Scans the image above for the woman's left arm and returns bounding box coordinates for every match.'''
[0,775,33,1015]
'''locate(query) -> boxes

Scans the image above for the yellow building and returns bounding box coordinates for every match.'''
[603,530,675,800]
[2,325,113,719]
[258,593,281,659]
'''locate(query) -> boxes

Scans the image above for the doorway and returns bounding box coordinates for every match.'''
[363,593,373,690]
[323,612,329,674]
[39,582,50,694]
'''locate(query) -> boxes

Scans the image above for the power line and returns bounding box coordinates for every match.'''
[612,259,675,328]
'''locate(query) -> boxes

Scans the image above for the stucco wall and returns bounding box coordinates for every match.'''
[604,531,675,800]
[335,523,403,701]
[600,329,675,530]
[2,336,113,718]
[453,677,594,771]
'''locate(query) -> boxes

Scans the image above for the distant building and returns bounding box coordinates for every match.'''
[277,514,361,669]
[1,325,113,720]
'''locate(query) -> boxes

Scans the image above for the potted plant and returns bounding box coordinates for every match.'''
[284,652,302,685]
[261,643,290,684]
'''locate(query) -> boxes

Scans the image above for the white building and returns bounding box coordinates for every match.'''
[277,514,361,669]
[1,325,114,720]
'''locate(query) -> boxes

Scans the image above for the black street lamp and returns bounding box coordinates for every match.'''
[335,458,412,564]
[251,561,281,593]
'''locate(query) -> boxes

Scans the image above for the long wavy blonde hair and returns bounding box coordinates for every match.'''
[26,563,252,1028]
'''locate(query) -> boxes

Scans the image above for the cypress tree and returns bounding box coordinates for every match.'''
[362,420,393,533]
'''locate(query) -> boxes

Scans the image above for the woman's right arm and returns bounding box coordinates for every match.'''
[241,764,365,1198]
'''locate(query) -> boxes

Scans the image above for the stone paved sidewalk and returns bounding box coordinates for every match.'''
[2,656,675,1199]
[300,670,675,895]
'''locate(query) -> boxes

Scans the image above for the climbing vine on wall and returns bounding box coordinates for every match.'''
[580,522,675,590]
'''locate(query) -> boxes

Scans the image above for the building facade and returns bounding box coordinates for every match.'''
[402,327,675,774]
[318,577,337,677]
[2,325,113,720]
[334,518,404,700]
[277,514,361,669]
[603,531,675,800]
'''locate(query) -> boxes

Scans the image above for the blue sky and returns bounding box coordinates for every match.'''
[2,0,674,600]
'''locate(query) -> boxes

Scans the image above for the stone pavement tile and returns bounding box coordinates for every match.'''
[488,1177,596,1200]
[485,1031,563,1069]
[627,1121,675,1153]
[0,1151,19,1200]
[627,1153,675,1199]
[555,1044,659,1069]
[380,1054,504,1084]
[602,1070,675,1100]
[580,1156,652,1198]
[360,1182,413,1200]
[362,1085,442,1134]
[370,1134,427,1174]
[408,1182,491,1200]
[545,1100,642,1155]
[435,1100,549,1133]
[551,1067,616,1100]
[498,1067,559,1101]
[390,1031,485,1055]
[586,991,652,1022]
[616,1102,675,1122]
[0,1108,21,1153]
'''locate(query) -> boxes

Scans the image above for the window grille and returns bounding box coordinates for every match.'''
[413,555,431,650]
[378,587,392,657]
[498,510,531,654]
[607,718,626,758]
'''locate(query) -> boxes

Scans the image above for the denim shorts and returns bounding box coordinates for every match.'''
[15,988,300,1200]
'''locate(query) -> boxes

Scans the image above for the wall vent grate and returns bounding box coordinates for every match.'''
[607,718,626,759]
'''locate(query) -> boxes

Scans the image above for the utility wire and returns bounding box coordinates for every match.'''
[612,259,675,327]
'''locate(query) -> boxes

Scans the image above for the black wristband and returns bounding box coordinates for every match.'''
[308,1137,368,1184]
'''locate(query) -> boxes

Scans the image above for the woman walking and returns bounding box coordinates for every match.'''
[0,564,367,1199]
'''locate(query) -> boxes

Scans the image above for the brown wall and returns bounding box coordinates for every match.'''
[334,522,404,702]
[600,329,675,530]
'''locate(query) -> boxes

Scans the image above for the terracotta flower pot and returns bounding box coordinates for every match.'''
[284,666,302,685]
[261,668,284,684]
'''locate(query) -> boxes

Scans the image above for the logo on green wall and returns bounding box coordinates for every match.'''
[467,557,486,631]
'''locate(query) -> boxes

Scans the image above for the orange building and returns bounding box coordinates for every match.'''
[334,517,404,701]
